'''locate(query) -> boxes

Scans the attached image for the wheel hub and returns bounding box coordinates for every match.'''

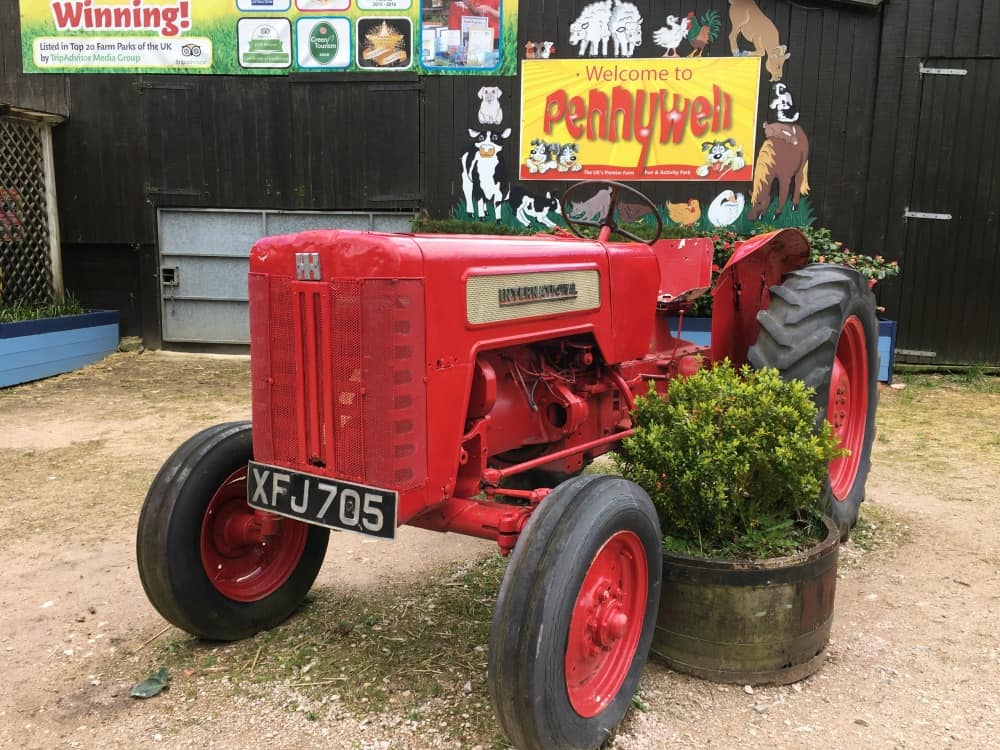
[827,315,869,501]
[565,531,648,718]
[200,467,309,602]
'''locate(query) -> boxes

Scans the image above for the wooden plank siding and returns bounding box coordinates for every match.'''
[1,0,998,361]
[0,2,70,116]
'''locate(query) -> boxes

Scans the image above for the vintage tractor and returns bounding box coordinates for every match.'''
[137,182,878,750]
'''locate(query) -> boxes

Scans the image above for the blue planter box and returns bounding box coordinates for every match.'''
[670,317,897,383]
[0,310,120,388]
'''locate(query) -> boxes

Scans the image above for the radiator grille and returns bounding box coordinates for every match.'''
[251,274,426,491]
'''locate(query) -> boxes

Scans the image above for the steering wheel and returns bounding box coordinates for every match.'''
[560,180,664,246]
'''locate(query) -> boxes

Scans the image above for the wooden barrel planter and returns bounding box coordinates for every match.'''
[651,515,839,685]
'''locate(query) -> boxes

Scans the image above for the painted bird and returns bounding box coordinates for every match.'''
[687,9,722,57]
[666,199,702,227]
[652,15,692,58]
[707,190,746,228]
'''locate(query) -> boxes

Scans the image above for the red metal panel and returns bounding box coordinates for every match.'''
[330,280,364,479]
[362,279,428,491]
[248,272,273,460]
[268,276,300,466]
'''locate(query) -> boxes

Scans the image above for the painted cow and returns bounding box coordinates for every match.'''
[461,128,512,223]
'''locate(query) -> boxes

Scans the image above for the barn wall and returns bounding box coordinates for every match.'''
[5,0,999,360]
[0,3,69,116]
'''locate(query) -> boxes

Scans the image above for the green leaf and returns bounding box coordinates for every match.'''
[130,667,171,699]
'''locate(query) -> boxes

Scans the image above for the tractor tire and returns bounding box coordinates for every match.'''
[488,475,662,750]
[137,422,329,641]
[748,264,879,540]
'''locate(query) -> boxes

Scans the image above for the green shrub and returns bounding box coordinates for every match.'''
[616,361,843,559]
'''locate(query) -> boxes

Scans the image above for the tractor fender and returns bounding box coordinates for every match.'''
[709,228,811,366]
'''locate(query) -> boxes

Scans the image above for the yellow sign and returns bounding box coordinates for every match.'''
[519,58,761,181]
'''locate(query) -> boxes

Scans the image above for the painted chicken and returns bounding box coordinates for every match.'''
[652,15,691,58]
[686,9,722,57]
[707,190,746,228]
[666,199,701,227]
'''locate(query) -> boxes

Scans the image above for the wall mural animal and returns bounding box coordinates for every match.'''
[609,1,643,58]
[461,128,512,223]
[728,0,790,81]
[569,186,613,221]
[666,199,701,227]
[769,82,800,123]
[749,122,810,220]
[570,0,643,58]
[686,9,721,57]
[569,1,612,56]
[508,186,561,228]
[653,14,692,57]
[707,190,746,227]
[477,86,503,125]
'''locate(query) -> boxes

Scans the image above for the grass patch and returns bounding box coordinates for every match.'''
[0,292,84,323]
[147,555,509,744]
[872,375,1000,502]
[849,503,911,553]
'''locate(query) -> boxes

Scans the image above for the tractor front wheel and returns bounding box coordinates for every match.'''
[748,264,879,540]
[137,422,329,640]
[488,475,662,750]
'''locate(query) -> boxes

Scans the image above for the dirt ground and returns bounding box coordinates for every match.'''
[1,352,998,750]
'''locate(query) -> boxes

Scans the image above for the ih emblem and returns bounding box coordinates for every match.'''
[295,252,321,281]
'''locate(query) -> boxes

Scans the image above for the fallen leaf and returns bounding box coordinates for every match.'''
[131,667,170,699]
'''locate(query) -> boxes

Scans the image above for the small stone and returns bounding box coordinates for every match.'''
[854,719,870,727]
[463,681,473,694]
[153,734,163,742]
[792,683,803,693]
[752,703,770,714]
[744,685,754,695]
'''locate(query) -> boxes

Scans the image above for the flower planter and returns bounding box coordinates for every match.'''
[670,317,897,382]
[651,515,839,685]
[0,310,119,388]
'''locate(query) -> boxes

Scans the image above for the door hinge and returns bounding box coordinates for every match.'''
[904,208,952,221]
[919,63,968,77]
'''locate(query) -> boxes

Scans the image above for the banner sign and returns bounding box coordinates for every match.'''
[519,58,760,181]
[20,0,517,75]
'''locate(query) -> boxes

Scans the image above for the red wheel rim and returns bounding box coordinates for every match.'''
[199,467,309,602]
[564,531,648,718]
[827,315,869,500]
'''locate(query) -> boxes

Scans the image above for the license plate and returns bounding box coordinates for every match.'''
[246,461,397,539]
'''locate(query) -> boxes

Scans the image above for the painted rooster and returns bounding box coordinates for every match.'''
[666,199,702,227]
[686,9,722,57]
[652,15,692,58]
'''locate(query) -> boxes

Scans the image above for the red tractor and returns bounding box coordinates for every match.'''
[137,182,878,750]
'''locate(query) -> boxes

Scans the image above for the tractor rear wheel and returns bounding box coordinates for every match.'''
[488,475,662,750]
[137,422,329,640]
[748,264,879,540]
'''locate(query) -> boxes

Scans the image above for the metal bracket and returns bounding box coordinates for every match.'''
[904,208,952,221]
[919,63,968,77]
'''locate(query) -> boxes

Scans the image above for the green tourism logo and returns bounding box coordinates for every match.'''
[309,22,339,65]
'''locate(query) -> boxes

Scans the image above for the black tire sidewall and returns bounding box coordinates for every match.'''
[137,422,329,640]
[748,265,879,539]
[489,475,662,750]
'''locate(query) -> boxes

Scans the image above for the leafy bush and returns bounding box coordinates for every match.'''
[616,362,843,559]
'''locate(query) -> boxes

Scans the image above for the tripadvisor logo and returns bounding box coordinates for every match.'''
[310,22,339,65]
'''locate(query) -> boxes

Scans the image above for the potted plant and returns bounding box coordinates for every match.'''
[0,292,119,388]
[616,361,844,684]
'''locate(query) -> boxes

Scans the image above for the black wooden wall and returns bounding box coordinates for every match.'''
[0,2,69,116]
[2,0,998,362]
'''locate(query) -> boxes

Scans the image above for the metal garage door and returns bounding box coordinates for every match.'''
[158,208,414,345]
